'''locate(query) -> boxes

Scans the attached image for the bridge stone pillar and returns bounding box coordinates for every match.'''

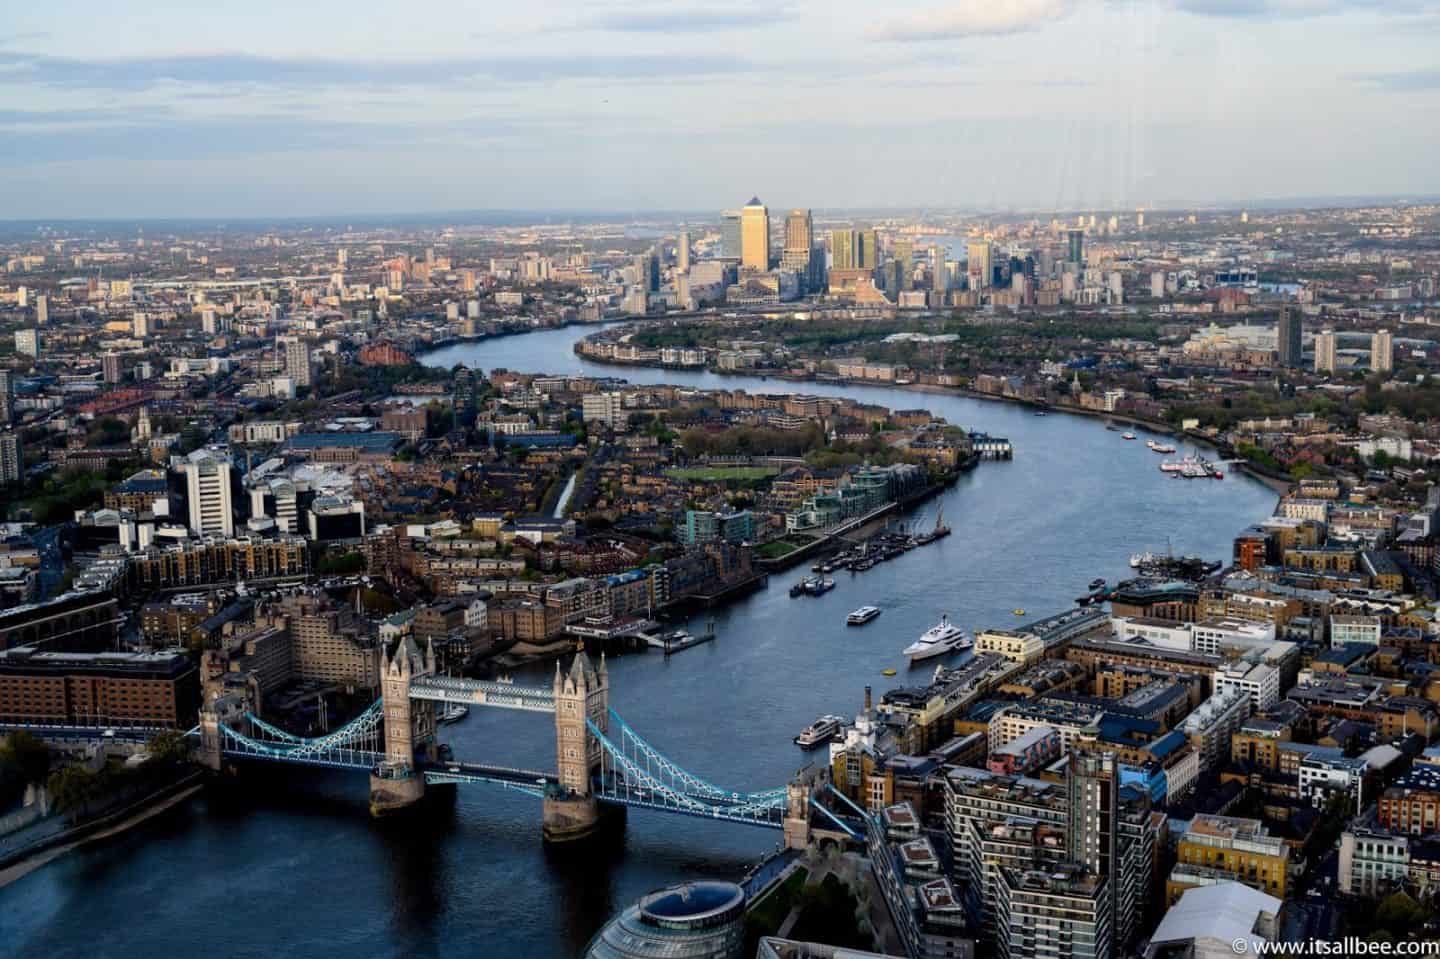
[197,691,247,772]
[544,652,608,842]
[369,635,435,817]
[198,706,224,772]
[783,779,812,851]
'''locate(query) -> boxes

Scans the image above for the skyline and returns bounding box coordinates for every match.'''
[3,0,1440,217]
[4,189,1440,229]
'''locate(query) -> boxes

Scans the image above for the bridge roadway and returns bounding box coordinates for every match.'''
[0,720,165,743]
[421,761,557,796]
[407,675,556,713]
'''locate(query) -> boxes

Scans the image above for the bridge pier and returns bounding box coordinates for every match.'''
[369,762,426,817]
[541,792,602,843]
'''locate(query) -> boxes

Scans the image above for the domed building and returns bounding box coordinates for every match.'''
[583,881,747,959]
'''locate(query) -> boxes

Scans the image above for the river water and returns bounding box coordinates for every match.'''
[2,326,1278,958]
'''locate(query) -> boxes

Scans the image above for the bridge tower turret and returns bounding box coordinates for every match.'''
[553,651,607,795]
[369,635,434,816]
[544,651,607,842]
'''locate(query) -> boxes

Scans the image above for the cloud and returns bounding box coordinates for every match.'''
[0,49,755,91]
[0,106,173,126]
[873,0,1075,41]
[1174,0,1420,17]
[1357,68,1440,91]
[0,111,579,167]
[582,4,794,32]
[870,0,1423,37]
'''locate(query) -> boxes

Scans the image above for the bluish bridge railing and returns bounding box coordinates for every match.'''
[209,698,794,830]
[602,707,786,804]
[588,716,786,829]
[218,700,385,770]
[408,675,556,713]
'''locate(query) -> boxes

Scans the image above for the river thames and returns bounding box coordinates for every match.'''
[3,326,1278,959]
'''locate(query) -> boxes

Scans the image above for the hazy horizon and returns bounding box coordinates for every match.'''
[5,0,1440,219]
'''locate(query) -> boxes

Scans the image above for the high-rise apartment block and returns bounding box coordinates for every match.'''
[1276,305,1303,369]
[284,336,313,387]
[1314,329,1337,374]
[15,329,39,359]
[452,367,479,427]
[0,432,21,484]
[185,449,235,537]
[946,757,1158,956]
[996,865,1112,959]
[1372,328,1393,374]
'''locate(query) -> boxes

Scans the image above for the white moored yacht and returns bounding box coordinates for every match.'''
[903,615,972,662]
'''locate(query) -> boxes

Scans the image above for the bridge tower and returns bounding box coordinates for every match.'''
[544,651,609,842]
[369,634,436,817]
[783,778,812,850]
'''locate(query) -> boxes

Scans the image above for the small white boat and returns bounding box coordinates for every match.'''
[847,606,882,626]
[1122,432,1137,440]
[903,615,972,662]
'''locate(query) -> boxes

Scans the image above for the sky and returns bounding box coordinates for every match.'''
[2,0,1438,218]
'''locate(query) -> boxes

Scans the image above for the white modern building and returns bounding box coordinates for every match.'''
[1179,685,1253,772]
[1110,615,1193,652]
[184,449,235,537]
[1213,659,1281,712]
[1192,618,1276,656]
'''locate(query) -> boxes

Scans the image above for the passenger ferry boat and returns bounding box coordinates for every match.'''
[847,606,882,626]
[1146,440,1177,453]
[903,615,972,662]
[794,715,844,749]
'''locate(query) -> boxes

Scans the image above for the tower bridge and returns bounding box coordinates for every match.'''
[194,635,846,843]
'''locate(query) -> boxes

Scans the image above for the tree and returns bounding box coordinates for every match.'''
[0,731,51,783]
[47,764,107,814]
[317,552,365,575]
[145,730,191,765]
[1372,891,1430,941]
